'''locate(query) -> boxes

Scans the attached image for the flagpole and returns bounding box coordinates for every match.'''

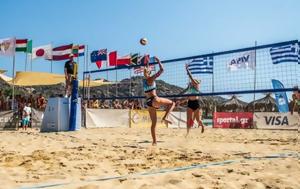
[82,45,86,100]
[51,59,53,73]
[86,46,91,101]
[106,60,109,98]
[11,55,16,111]
[253,41,257,127]
[25,52,28,71]
[30,53,33,71]
[50,42,53,73]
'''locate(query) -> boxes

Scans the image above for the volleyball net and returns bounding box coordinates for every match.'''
[82,40,299,106]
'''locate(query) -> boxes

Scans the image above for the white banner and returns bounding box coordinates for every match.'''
[227,51,255,71]
[86,109,130,128]
[254,112,300,130]
[168,112,212,128]
[0,37,16,56]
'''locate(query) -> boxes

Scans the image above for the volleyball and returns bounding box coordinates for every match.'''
[140,38,148,45]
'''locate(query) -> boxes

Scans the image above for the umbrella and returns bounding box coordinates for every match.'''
[247,93,278,112]
[218,95,247,112]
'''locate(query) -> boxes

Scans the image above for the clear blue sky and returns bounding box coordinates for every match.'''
[1,0,299,75]
[0,0,299,101]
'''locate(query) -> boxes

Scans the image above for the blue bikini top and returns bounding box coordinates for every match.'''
[186,84,199,94]
[143,79,156,93]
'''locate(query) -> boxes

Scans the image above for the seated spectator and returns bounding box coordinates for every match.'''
[88,100,93,108]
[103,100,110,109]
[134,100,142,109]
[113,100,122,109]
[92,99,100,109]
[128,100,135,109]
[122,99,129,109]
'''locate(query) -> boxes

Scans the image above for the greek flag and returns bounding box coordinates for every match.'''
[270,43,298,64]
[188,56,213,74]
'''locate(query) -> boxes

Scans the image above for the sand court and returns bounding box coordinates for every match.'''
[0,128,299,189]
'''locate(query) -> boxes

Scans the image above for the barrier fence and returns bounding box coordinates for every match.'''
[85,109,299,130]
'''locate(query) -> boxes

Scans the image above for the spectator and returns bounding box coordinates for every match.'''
[113,100,122,109]
[103,100,110,109]
[37,94,46,110]
[21,102,32,131]
[0,90,4,111]
[28,94,36,109]
[92,98,100,109]
[122,99,129,109]
[291,87,300,115]
[88,100,93,108]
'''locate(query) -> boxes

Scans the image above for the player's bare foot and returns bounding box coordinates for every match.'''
[162,118,172,125]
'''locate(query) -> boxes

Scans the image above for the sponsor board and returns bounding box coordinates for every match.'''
[86,109,130,128]
[254,112,300,130]
[130,109,167,128]
[0,111,15,130]
[213,112,253,129]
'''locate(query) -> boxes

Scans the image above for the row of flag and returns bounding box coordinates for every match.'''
[0,37,153,74]
[1,37,299,74]
[188,42,300,75]
[90,49,155,73]
[0,37,85,61]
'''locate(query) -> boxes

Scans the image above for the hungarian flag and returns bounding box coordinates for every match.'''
[52,44,73,61]
[72,45,85,57]
[16,39,28,52]
[32,44,52,60]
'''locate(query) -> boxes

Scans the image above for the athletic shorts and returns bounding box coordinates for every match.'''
[187,99,200,111]
[22,117,30,125]
[146,96,156,108]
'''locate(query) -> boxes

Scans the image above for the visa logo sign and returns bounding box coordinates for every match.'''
[264,116,289,126]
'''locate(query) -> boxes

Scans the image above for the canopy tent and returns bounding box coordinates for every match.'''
[0,73,12,82]
[0,69,7,74]
[0,71,112,87]
[218,95,248,112]
[246,93,278,112]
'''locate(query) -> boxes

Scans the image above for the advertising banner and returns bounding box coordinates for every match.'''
[213,112,253,129]
[254,112,299,130]
[130,109,167,128]
[86,109,130,128]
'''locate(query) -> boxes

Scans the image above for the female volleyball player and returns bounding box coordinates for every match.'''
[143,56,175,146]
[185,64,204,137]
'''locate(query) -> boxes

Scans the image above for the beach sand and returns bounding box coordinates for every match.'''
[0,128,299,189]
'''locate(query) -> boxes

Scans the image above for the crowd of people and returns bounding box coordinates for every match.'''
[85,96,144,110]
[0,91,47,112]
[0,91,48,130]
